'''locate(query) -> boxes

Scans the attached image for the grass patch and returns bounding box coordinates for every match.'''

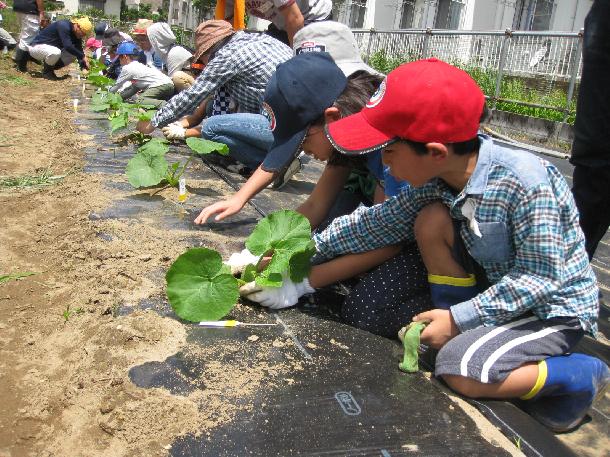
[0,169,66,188]
[0,74,32,86]
[0,271,37,284]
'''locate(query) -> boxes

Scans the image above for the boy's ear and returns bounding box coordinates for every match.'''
[426,143,449,160]
[324,107,341,123]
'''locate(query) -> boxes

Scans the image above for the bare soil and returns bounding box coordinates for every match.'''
[0,60,300,457]
[0,58,606,457]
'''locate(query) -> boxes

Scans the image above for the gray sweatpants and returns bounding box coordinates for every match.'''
[436,315,583,383]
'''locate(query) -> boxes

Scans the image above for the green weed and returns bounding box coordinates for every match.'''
[62,305,85,322]
[0,169,65,189]
[0,74,32,86]
[0,271,37,284]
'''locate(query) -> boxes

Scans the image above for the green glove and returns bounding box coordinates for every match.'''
[398,322,428,373]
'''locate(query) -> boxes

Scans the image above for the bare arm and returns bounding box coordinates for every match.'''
[297,164,351,229]
[180,97,210,128]
[194,165,275,224]
[309,244,403,288]
[36,0,45,21]
[279,2,304,46]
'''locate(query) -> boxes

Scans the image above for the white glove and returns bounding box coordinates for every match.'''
[226,248,259,275]
[162,122,186,140]
[240,276,315,310]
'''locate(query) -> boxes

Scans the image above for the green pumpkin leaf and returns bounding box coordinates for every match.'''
[126,150,168,188]
[244,210,314,288]
[137,109,157,121]
[186,137,229,156]
[165,248,239,322]
[241,264,257,283]
[137,138,169,156]
[288,242,316,282]
[90,103,111,112]
[110,113,129,133]
[246,210,311,256]
[87,74,114,88]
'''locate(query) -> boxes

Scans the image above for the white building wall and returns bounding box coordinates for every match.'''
[61,0,121,17]
[374,0,399,29]
[471,0,503,30]
[105,0,122,18]
[552,0,590,31]
[363,0,592,31]
[61,0,78,14]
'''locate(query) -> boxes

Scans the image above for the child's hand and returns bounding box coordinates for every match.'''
[136,120,155,134]
[413,309,459,349]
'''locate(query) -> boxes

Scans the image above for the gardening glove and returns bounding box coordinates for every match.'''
[240,277,315,310]
[225,248,259,276]
[162,122,186,140]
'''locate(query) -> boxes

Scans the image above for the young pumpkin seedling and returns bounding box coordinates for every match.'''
[165,210,316,322]
[125,137,229,189]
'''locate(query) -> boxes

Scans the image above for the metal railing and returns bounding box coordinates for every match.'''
[352,28,583,122]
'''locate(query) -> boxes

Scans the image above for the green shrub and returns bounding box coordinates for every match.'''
[368,52,576,124]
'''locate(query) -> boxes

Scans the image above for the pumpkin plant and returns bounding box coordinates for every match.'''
[125,137,229,189]
[165,210,315,322]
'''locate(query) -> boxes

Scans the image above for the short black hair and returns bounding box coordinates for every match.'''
[327,71,384,167]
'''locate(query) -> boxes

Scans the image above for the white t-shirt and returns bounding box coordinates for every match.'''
[110,60,173,92]
[225,0,332,31]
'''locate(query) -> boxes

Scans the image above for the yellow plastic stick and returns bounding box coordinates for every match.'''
[199,320,277,327]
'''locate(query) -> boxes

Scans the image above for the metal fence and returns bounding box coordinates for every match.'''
[352,29,583,122]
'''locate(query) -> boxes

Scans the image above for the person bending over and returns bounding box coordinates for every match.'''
[137,20,292,168]
[109,42,175,108]
[244,59,608,432]
[27,17,91,80]
[224,53,430,338]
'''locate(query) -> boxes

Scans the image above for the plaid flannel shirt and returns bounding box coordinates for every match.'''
[313,136,599,335]
[151,32,292,128]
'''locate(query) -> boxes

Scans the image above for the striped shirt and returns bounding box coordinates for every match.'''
[151,32,292,128]
[313,135,599,335]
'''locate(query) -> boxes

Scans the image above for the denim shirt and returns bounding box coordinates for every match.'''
[313,135,599,335]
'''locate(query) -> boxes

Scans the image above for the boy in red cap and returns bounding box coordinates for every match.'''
[307,58,607,432]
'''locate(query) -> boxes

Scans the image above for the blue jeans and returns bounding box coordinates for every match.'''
[201,113,273,170]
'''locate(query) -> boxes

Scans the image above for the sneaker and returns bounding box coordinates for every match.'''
[269,156,302,190]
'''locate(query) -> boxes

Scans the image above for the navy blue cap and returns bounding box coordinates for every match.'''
[94,22,108,40]
[261,52,347,172]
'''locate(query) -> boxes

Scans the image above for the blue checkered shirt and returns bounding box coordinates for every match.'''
[151,32,292,128]
[314,136,599,335]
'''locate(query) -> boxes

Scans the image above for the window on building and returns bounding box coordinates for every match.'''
[348,0,367,28]
[78,0,105,12]
[399,0,415,29]
[513,0,555,31]
[434,0,465,29]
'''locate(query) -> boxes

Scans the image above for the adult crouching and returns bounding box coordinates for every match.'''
[27,17,92,80]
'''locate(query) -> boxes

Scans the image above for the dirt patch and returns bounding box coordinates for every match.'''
[0,60,294,457]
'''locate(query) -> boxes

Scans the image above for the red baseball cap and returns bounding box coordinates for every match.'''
[326,58,485,154]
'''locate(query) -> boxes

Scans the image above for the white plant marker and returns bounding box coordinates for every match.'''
[73,98,79,112]
[178,177,187,202]
[82,83,86,97]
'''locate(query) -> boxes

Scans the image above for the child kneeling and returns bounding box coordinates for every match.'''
[109,42,174,108]
[317,58,609,432]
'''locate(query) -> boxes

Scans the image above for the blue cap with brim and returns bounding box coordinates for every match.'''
[117,42,140,56]
[261,52,347,173]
